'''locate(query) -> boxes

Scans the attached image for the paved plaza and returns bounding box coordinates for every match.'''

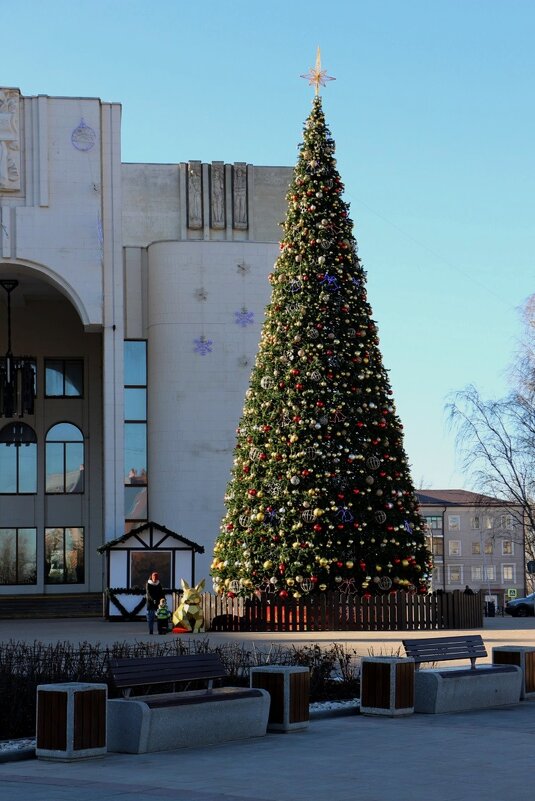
[0,616,534,801]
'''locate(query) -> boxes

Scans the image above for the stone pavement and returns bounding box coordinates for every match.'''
[0,616,534,801]
[0,613,534,654]
[0,701,534,801]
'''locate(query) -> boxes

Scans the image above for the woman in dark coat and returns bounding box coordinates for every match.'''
[145,571,165,634]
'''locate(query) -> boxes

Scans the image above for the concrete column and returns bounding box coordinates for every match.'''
[101,102,124,542]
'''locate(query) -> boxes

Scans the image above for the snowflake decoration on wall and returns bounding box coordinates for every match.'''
[193,336,213,356]
[234,307,255,327]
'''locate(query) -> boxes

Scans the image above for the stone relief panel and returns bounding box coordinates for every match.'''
[232,162,248,229]
[187,161,203,229]
[210,161,225,228]
[0,89,21,192]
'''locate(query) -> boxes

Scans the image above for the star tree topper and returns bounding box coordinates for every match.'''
[300,47,335,95]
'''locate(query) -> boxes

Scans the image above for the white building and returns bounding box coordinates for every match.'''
[418,490,527,609]
[0,87,291,601]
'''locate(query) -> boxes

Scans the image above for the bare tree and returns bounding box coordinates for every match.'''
[447,296,535,587]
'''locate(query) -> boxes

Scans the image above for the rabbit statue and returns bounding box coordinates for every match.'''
[173,578,205,633]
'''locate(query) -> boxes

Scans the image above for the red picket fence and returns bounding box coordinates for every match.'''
[202,590,483,632]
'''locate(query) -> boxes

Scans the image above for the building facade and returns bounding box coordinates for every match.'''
[0,87,291,598]
[418,489,527,609]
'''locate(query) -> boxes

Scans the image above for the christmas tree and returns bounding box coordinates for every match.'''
[212,64,432,600]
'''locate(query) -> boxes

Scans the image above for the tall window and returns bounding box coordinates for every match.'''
[502,540,514,555]
[448,515,461,531]
[472,542,481,555]
[0,528,37,584]
[498,515,513,530]
[449,540,461,556]
[46,423,84,493]
[448,565,463,584]
[124,341,147,532]
[484,565,496,581]
[45,359,84,397]
[425,533,443,558]
[471,515,480,529]
[45,527,84,584]
[502,565,515,582]
[0,423,37,493]
[471,566,482,581]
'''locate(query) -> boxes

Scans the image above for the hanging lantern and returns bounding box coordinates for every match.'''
[0,281,36,419]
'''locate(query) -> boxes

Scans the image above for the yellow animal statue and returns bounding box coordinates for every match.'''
[172,578,205,633]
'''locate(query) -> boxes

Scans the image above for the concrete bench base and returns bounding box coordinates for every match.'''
[107,687,271,753]
[414,665,522,714]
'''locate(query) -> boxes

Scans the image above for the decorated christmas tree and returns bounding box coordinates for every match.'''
[212,56,432,600]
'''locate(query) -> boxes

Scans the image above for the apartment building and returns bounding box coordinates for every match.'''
[418,489,526,609]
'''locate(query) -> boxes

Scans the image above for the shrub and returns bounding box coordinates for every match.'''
[0,639,361,740]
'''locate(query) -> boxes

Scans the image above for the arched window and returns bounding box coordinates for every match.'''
[45,423,84,494]
[0,423,37,494]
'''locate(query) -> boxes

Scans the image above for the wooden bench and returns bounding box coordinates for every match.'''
[402,635,522,714]
[106,654,270,753]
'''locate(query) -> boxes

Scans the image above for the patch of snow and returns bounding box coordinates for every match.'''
[310,698,360,715]
[0,738,35,755]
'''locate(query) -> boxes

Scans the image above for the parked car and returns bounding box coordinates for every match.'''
[505,593,535,617]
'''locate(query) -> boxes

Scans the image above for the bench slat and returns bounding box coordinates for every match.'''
[109,654,227,689]
[402,635,487,666]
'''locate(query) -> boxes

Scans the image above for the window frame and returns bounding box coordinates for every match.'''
[424,515,443,531]
[448,515,461,531]
[124,340,148,532]
[0,423,37,495]
[44,526,85,585]
[498,514,513,530]
[502,564,515,583]
[45,422,84,495]
[44,358,84,399]
[0,527,37,585]
[448,565,463,584]
[448,539,462,556]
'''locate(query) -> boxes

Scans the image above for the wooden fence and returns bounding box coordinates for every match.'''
[202,590,483,632]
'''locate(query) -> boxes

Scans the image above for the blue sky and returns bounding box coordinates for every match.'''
[3,0,534,489]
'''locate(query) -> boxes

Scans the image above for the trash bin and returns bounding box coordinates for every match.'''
[493,646,535,700]
[250,666,309,731]
[360,657,415,716]
[36,682,107,761]
[485,601,496,617]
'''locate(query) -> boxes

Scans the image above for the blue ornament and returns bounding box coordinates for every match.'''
[319,273,339,291]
